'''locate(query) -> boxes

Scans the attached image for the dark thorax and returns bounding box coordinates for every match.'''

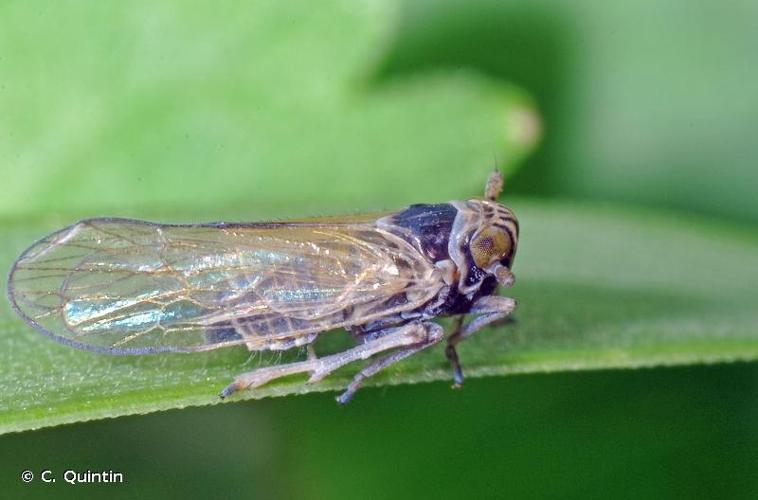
[378,198,518,319]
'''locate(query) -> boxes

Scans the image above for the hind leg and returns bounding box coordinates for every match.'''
[220,320,440,400]
[337,322,443,404]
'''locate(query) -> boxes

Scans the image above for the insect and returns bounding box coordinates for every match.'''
[7,171,518,403]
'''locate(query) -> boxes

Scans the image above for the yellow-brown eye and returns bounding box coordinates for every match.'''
[470,227,511,269]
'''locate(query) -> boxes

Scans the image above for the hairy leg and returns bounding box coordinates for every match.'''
[336,322,443,404]
[220,320,440,400]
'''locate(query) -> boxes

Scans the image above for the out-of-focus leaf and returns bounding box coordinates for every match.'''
[376,0,758,223]
[0,0,537,218]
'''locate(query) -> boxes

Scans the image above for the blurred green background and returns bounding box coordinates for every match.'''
[1,0,757,498]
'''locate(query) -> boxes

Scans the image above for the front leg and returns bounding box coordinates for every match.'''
[445,295,517,387]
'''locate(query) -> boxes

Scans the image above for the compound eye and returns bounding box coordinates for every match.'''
[470,227,511,269]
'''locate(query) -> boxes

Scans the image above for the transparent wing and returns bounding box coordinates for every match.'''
[7,217,441,354]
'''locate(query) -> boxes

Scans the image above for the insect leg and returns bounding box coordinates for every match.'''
[306,344,317,361]
[444,315,466,386]
[337,321,443,404]
[445,295,517,387]
[348,313,405,343]
[219,320,437,399]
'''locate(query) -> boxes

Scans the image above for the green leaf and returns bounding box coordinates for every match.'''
[2,201,757,434]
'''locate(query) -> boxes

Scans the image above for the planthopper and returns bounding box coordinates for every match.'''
[7,171,519,403]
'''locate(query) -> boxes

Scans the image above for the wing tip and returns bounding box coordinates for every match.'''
[7,248,187,356]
